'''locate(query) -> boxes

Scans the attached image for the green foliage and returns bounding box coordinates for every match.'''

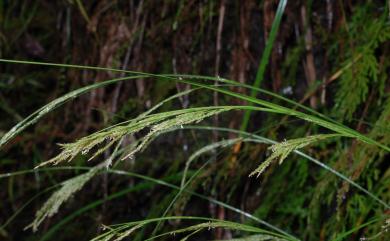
[1,61,389,241]
[334,5,390,120]
[1,1,390,241]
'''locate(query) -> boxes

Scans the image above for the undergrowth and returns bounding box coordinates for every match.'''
[0,1,389,241]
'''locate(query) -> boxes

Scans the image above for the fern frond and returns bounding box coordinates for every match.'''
[334,52,376,120]
[334,8,390,121]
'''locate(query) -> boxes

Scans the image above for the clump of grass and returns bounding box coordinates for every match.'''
[1,59,389,240]
[1,1,389,240]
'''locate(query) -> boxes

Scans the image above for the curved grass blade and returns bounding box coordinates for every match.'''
[143,219,294,241]
[331,217,384,241]
[91,216,296,241]
[0,58,337,124]
[178,82,390,152]
[0,75,144,148]
[1,59,388,152]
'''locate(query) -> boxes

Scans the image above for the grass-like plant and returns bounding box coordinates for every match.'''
[1,1,389,240]
[0,57,389,240]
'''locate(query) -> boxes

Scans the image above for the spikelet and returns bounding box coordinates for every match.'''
[26,166,101,231]
[121,108,230,160]
[249,134,342,177]
[35,107,231,168]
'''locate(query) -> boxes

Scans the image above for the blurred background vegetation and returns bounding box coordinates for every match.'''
[0,0,389,240]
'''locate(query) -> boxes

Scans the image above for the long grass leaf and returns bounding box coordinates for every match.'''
[241,0,288,132]
[0,75,144,148]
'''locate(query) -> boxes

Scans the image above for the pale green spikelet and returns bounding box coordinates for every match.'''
[26,166,101,231]
[249,134,342,177]
[36,107,233,168]
[121,108,229,160]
